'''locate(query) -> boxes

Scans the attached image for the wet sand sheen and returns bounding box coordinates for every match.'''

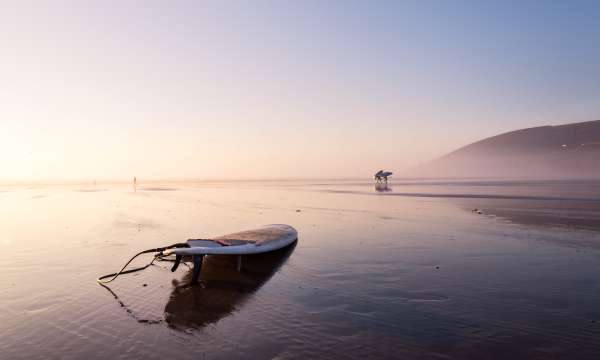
[1,180,600,359]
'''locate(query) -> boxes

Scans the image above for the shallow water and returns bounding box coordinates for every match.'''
[1,180,600,359]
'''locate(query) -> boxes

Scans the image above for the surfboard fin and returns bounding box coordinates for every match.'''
[170,255,182,272]
[191,255,204,284]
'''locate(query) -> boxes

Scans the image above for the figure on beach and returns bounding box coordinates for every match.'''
[374,170,392,183]
[133,176,137,192]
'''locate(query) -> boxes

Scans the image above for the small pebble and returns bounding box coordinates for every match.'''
[296,209,301,212]
[142,283,147,287]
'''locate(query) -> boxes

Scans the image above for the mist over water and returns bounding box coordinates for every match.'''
[1,180,600,359]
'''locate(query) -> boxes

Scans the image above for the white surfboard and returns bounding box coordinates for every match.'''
[97,224,297,285]
[166,224,298,256]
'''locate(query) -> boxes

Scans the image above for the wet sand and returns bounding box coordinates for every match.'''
[1,180,600,359]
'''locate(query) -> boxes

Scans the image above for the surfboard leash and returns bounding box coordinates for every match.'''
[96,242,190,284]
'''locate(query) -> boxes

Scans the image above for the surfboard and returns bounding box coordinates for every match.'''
[97,224,297,285]
[166,224,298,256]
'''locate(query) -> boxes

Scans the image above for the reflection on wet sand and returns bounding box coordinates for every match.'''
[98,242,296,329]
[99,283,165,324]
[165,242,297,330]
[457,198,600,232]
[375,183,392,192]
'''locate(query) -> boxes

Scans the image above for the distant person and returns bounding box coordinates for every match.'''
[133,176,137,192]
[374,170,392,183]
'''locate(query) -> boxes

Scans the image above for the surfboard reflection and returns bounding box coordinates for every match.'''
[164,241,297,330]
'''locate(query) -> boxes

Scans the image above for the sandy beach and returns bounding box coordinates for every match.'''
[1,179,600,359]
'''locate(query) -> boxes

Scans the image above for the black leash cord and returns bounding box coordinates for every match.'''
[97,243,189,284]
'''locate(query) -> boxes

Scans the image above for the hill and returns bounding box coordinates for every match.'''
[413,120,600,178]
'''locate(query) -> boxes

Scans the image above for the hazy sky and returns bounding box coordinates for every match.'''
[2,1,600,181]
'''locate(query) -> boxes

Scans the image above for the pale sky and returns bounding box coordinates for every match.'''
[2,1,600,181]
